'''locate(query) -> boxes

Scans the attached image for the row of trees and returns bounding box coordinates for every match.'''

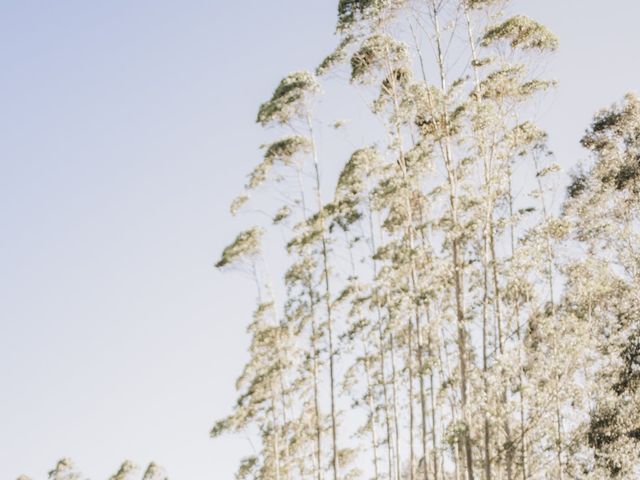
[17,458,168,480]
[214,1,639,479]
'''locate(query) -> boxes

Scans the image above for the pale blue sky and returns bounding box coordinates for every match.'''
[0,1,638,479]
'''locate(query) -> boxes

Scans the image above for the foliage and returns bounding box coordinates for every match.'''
[214,2,638,480]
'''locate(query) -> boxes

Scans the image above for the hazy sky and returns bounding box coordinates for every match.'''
[1,1,638,479]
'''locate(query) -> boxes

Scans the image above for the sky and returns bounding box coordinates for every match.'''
[0,1,638,479]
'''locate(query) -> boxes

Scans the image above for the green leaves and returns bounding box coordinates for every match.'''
[257,71,318,125]
[214,2,640,480]
[582,93,640,149]
[475,65,555,102]
[350,34,408,82]
[482,16,559,51]
[336,147,379,201]
[464,0,502,9]
[317,35,355,76]
[337,0,392,31]
[230,193,249,215]
[264,136,311,166]
[234,456,258,480]
[47,459,82,480]
[27,459,167,480]
[141,463,168,480]
[247,136,311,190]
[216,227,263,269]
[109,461,137,480]
[580,93,640,192]
[273,205,292,224]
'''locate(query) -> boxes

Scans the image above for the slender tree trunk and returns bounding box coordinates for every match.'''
[533,153,564,480]
[468,118,496,479]
[370,205,398,480]
[408,312,416,480]
[307,114,339,480]
[490,223,514,480]
[415,306,431,480]
[309,293,324,480]
[296,165,324,480]
[389,329,402,480]
[482,232,492,480]
[422,308,439,480]
[416,206,441,480]
[382,38,430,480]
[429,363,439,480]
[363,343,381,480]
[428,4,475,476]
[271,388,282,480]
[377,319,396,480]
[508,161,528,480]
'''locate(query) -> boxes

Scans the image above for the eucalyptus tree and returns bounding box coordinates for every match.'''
[212,227,295,480]
[48,459,83,480]
[335,146,410,480]
[327,9,445,480]
[243,99,326,479]
[261,74,331,479]
[320,2,559,480]
[256,70,347,480]
[331,145,405,480]
[109,461,137,480]
[141,463,169,480]
[465,11,559,480]
[216,69,351,480]
[19,460,168,480]
[561,93,640,478]
[212,2,640,480]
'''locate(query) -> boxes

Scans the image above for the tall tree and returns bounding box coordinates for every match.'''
[48,459,83,480]
[562,93,640,478]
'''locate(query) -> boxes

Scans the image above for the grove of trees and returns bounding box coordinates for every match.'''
[213,1,640,479]
[17,459,168,480]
